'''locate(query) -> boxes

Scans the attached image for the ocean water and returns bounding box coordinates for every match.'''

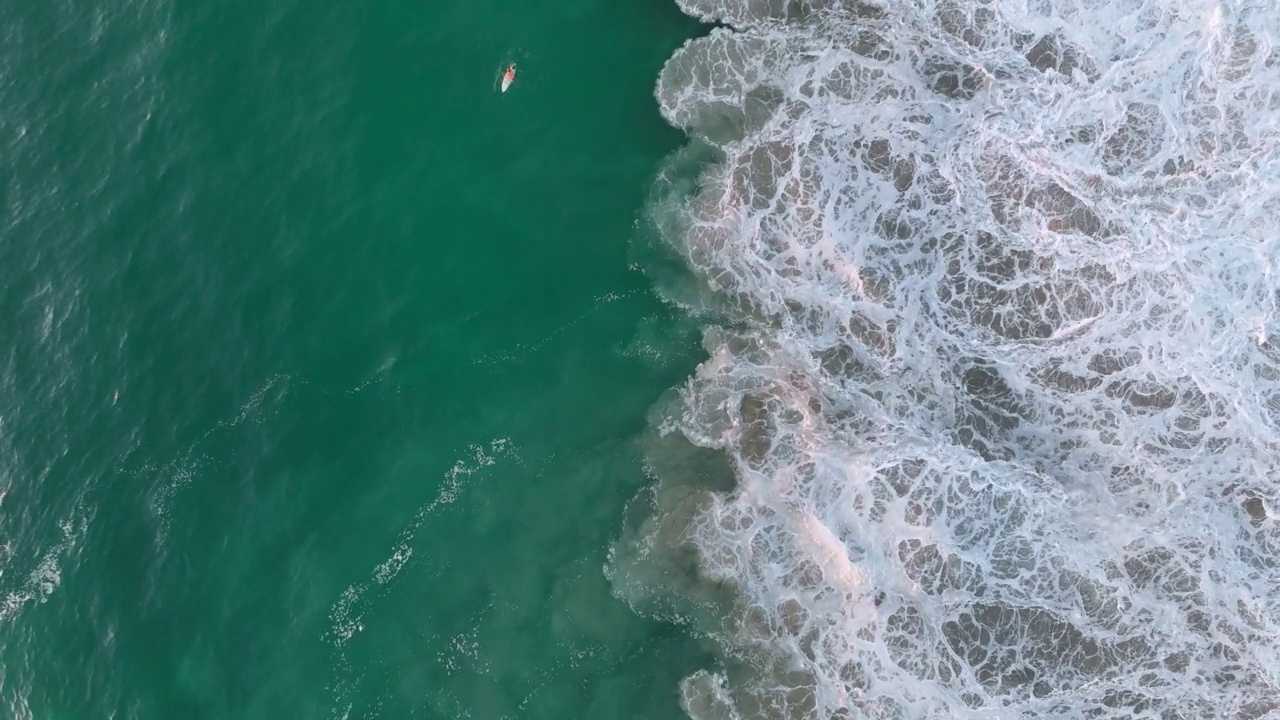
[612,0,1280,718]
[8,0,1280,717]
[0,0,713,718]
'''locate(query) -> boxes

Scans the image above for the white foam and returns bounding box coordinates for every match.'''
[0,507,88,624]
[629,0,1280,717]
[323,439,517,718]
[325,438,517,649]
[146,374,291,531]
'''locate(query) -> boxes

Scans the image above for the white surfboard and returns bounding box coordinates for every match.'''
[501,65,516,93]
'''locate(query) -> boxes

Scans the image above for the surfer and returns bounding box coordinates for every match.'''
[501,63,516,93]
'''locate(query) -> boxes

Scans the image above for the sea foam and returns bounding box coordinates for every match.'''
[614,0,1280,717]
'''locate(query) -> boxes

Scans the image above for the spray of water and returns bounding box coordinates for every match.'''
[613,0,1280,717]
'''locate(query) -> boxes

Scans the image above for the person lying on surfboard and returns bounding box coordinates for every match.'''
[501,63,516,92]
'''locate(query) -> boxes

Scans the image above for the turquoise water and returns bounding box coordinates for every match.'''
[0,0,712,717]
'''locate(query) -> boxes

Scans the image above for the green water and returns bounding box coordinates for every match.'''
[0,0,711,717]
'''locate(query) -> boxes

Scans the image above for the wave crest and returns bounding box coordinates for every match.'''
[619,1,1280,718]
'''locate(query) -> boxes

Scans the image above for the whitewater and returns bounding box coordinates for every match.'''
[611,0,1280,718]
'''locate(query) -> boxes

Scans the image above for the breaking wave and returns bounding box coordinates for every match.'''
[614,0,1280,718]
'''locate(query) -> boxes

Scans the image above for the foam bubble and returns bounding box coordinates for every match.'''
[0,508,88,624]
[323,439,517,718]
[621,0,1280,717]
